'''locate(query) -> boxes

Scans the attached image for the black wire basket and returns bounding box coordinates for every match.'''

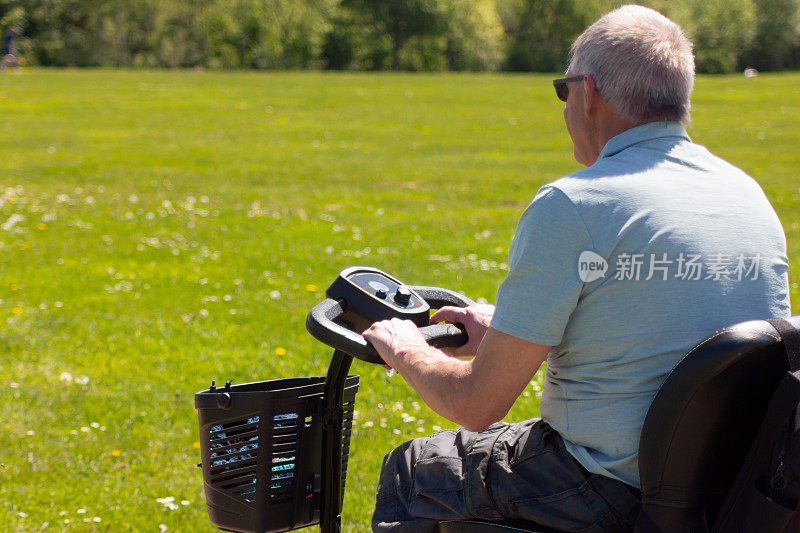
[195,376,359,533]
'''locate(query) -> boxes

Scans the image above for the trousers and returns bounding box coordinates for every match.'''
[372,419,641,532]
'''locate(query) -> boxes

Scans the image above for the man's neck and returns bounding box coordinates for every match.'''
[597,112,640,156]
[592,111,639,161]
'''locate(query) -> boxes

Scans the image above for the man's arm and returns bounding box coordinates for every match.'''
[362,319,550,432]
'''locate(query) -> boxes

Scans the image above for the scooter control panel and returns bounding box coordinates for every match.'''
[307,265,473,363]
[326,266,430,327]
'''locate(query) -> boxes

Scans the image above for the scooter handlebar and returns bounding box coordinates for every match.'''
[419,322,469,349]
[408,285,475,310]
[306,298,384,364]
[306,286,474,364]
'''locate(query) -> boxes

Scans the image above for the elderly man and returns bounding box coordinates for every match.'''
[364,5,790,532]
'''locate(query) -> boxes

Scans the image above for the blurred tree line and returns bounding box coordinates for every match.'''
[1,0,799,73]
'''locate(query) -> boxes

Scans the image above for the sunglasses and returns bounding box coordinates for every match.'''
[552,75,584,102]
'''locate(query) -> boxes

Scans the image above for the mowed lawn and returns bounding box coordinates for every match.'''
[0,69,798,532]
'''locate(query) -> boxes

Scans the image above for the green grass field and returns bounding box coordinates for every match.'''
[1,69,798,532]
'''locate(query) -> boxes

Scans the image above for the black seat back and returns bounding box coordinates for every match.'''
[636,317,800,531]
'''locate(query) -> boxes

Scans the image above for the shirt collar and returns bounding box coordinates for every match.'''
[598,121,691,160]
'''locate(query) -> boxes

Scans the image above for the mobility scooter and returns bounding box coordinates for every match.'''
[196,266,800,532]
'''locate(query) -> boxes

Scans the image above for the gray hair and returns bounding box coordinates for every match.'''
[568,5,695,124]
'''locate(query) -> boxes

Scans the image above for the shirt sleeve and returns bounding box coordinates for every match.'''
[491,185,593,346]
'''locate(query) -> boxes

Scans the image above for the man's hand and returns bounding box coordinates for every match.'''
[430,304,495,357]
[363,312,550,431]
[363,317,432,370]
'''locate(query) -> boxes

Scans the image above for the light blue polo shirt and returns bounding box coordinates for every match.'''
[491,121,791,487]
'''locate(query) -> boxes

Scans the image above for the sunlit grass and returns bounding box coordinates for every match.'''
[0,69,798,531]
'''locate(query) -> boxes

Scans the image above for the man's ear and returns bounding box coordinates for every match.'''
[582,74,602,117]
